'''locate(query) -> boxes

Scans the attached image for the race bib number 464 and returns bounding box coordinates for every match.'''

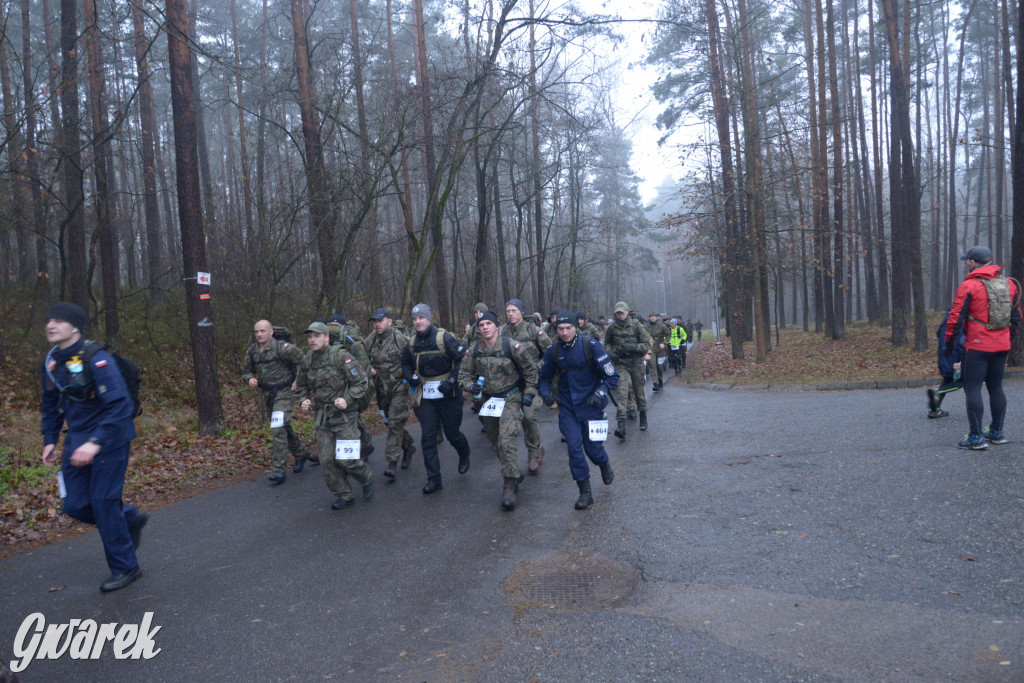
[588,419,609,442]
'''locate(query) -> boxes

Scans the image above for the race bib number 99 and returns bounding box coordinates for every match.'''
[335,440,361,460]
[270,411,285,428]
[588,419,609,442]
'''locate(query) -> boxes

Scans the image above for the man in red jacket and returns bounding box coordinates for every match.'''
[945,246,1021,449]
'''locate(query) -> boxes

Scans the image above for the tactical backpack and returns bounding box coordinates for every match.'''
[249,339,298,388]
[46,341,143,417]
[969,274,1021,330]
[272,326,292,342]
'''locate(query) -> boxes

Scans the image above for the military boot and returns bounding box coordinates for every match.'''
[614,419,626,439]
[639,411,648,431]
[574,479,593,510]
[627,409,639,420]
[502,477,518,511]
[401,442,416,469]
[528,446,545,475]
[383,461,398,481]
[599,461,614,485]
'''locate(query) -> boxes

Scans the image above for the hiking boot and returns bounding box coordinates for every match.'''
[458,450,471,474]
[268,471,286,485]
[958,433,988,450]
[527,446,545,475]
[401,442,416,469]
[627,410,638,420]
[384,461,398,480]
[574,479,593,510]
[599,461,614,485]
[652,382,661,392]
[926,388,939,413]
[363,481,375,501]
[129,511,149,551]
[331,497,354,510]
[984,427,1008,445]
[293,451,311,473]
[614,419,626,440]
[639,411,648,431]
[502,477,517,511]
[927,410,949,419]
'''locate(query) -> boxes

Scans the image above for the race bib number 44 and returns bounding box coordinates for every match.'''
[335,440,361,460]
[479,397,506,417]
[588,419,609,442]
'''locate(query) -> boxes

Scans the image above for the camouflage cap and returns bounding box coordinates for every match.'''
[614,301,629,313]
[473,302,488,313]
[304,321,330,335]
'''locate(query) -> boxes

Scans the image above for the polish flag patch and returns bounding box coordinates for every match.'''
[95,360,108,368]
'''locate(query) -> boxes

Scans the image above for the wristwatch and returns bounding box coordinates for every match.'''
[87,437,102,447]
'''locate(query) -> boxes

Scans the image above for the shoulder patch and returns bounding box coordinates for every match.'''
[344,357,354,364]
[514,343,521,350]
[47,359,57,371]
[351,368,359,376]
[465,348,471,355]
[95,359,108,368]
[603,362,615,376]
[283,342,290,348]
[457,345,464,354]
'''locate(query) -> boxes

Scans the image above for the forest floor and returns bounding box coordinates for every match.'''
[0,312,967,557]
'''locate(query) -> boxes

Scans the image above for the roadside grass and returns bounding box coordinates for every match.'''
[689,317,941,386]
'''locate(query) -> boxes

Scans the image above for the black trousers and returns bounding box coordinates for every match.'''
[416,397,470,483]
[963,349,1009,435]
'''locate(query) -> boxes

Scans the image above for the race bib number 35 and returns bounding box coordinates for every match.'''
[270,411,285,428]
[588,419,609,442]
[335,439,361,460]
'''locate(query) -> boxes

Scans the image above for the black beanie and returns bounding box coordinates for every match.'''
[477,310,500,327]
[554,309,577,329]
[46,302,87,331]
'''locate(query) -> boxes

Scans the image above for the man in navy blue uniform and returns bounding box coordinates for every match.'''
[539,310,619,509]
[40,302,147,592]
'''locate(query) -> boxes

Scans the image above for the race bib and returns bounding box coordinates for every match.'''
[670,345,680,351]
[657,356,666,365]
[588,419,609,442]
[422,380,443,400]
[479,397,506,417]
[378,408,388,425]
[270,411,285,428]
[335,440,361,461]
[57,471,67,499]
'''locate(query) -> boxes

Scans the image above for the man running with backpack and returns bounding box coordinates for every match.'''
[945,246,1022,449]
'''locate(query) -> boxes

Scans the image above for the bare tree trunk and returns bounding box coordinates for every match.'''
[231,0,254,254]
[166,0,224,433]
[83,0,119,345]
[528,0,546,313]
[1010,0,1024,364]
[289,0,337,307]
[827,0,844,338]
[19,0,49,298]
[0,6,30,287]
[60,0,87,310]
[188,0,214,230]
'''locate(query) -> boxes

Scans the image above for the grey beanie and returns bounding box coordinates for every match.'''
[505,298,526,315]
[411,303,432,321]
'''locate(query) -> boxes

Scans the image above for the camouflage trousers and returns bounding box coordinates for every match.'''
[481,396,522,479]
[266,392,306,472]
[653,353,667,385]
[615,359,647,420]
[314,412,372,502]
[381,383,414,464]
[521,394,543,462]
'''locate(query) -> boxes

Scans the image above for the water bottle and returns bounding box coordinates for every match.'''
[476,376,485,390]
[410,373,418,391]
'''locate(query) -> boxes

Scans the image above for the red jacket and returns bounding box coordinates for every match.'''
[946,264,1021,352]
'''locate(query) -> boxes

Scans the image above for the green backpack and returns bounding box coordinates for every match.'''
[969,274,1020,330]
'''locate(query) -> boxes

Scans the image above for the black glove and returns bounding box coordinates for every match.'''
[521,393,534,408]
[439,378,456,397]
[471,383,483,398]
[542,394,556,407]
[587,388,607,409]
[943,340,954,357]
[621,342,637,354]
[407,376,421,389]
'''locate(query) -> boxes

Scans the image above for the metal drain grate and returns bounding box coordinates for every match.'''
[504,554,637,610]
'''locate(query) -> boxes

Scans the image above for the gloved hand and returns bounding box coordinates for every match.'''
[471,383,483,398]
[407,376,421,389]
[439,378,456,397]
[521,393,534,408]
[587,388,607,409]
[943,340,954,357]
[542,394,556,407]
[621,342,637,354]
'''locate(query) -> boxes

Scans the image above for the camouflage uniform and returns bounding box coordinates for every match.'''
[501,318,551,471]
[366,326,416,467]
[460,303,489,348]
[457,337,538,480]
[295,345,373,503]
[603,315,652,421]
[242,339,307,472]
[329,321,374,455]
[646,316,670,387]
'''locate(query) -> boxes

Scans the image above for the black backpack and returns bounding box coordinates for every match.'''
[272,326,292,342]
[46,341,143,417]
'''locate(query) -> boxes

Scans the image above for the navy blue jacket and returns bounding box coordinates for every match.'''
[539,333,619,408]
[41,337,137,451]
[936,309,966,378]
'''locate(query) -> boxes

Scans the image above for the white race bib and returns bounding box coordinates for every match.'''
[335,439,361,461]
[588,419,609,442]
[378,408,388,425]
[422,380,443,400]
[57,471,67,499]
[657,356,666,365]
[479,397,506,417]
[270,411,285,429]
[670,345,680,351]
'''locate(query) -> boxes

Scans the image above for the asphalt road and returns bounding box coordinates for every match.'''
[2,375,1023,682]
